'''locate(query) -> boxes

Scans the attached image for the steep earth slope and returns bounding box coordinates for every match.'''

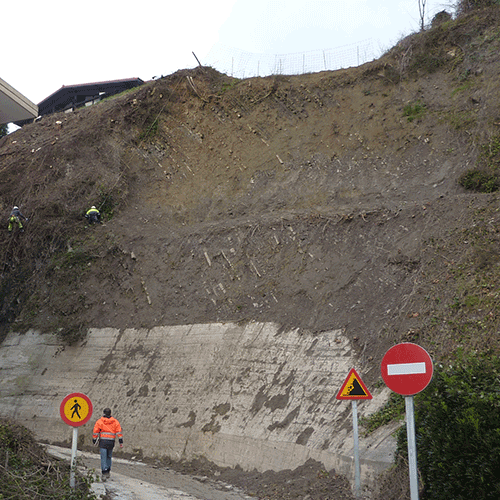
[2,6,500,498]
[2,9,500,360]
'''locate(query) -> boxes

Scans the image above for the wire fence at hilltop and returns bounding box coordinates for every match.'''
[203,39,375,79]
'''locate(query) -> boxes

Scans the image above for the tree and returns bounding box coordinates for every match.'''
[418,0,427,30]
[0,124,8,138]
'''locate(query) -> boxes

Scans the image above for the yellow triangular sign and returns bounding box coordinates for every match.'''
[336,368,372,400]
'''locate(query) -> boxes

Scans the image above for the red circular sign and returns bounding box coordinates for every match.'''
[381,343,433,395]
[60,393,93,427]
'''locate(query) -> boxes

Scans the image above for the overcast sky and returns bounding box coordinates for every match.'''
[3,0,449,106]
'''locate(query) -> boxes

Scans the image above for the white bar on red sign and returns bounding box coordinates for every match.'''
[387,362,426,376]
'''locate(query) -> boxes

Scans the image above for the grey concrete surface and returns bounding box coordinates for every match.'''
[0,77,38,124]
[1,322,396,489]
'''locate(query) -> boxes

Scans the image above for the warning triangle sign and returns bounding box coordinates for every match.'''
[336,368,372,400]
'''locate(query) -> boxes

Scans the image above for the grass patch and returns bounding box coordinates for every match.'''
[220,78,240,94]
[452,79,475,96]
[403,101,426,122]
[445,110,477,130]
[138,118,159,141]
[480,134,500,168]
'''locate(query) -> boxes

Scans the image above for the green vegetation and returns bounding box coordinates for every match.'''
[403,101,426,122]
[96,185,120,220]
[0,418,97,499]
[456,0,500,16]
[138,118,159,141]
[479,135,500,169]
[368,197,500,498]
[0,124,8,138]
[459,136,500,192]
[451,78,475,96]
[445,110,476,130]
[423,206,500,354]
[360,392,405,435]
[220,78,240,94]
[396,353,500,499]
[458,169,498,192]
[410,51,446,74]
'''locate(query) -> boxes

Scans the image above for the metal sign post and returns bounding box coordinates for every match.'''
[336,368,372,498]
[405,396,419,500]
[381,343,433,500]
[351,400,361,496]
[70,427,78,488]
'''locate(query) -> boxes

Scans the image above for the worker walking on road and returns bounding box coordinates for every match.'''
[85,206,101,224]
[8,206,28,232]
[92,408,123,482]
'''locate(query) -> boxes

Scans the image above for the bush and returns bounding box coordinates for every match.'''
[458,169,500,193]
[459,136,500,192]
[456,0,500,16]
[0,418,97,499]
[458,169,499,192]
[397,353,500,499]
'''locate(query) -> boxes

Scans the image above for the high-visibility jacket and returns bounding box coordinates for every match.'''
[93,417,123,449]
[86,208,100,217]
[10,208,26,220]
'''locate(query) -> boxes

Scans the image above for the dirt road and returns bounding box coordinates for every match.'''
[45,445,254,500]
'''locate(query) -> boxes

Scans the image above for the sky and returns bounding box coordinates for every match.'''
[3,0,448,107]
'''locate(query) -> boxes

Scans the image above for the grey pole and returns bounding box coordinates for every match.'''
[70,427,78,488]
[352,400,361,497]
[405,396,419,500]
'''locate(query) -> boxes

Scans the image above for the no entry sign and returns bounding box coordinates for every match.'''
[381,343,433,395]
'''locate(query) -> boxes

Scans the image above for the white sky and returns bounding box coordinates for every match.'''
[3,0,448,106]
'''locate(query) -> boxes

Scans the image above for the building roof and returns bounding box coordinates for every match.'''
[0,77,38,125]
[37,78,144,116]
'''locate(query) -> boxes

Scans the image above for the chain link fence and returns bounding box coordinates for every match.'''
[204,39,375,78]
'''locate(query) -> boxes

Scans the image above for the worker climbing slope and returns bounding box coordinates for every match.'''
[85,206,102,224]
[8,206,28,232]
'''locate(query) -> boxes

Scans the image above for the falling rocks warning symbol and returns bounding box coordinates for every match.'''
[336,368,372,400]
[347,378,366,396]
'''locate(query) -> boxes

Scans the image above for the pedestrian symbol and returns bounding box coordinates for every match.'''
[60,393,93,427]
[336,368,372,400]
[71,400,82,419]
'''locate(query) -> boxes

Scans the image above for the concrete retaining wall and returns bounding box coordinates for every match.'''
[0,322,396,485]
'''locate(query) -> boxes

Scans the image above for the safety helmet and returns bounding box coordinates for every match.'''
[13,206,18,210]
[91,206,96,209]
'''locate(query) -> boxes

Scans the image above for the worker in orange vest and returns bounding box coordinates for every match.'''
[92,408,123,481]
